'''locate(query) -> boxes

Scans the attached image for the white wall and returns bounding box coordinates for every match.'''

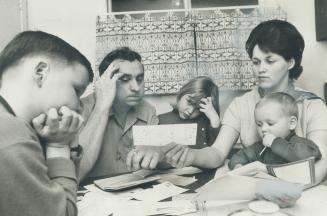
[0,0,21,51]
[27,0,99,69]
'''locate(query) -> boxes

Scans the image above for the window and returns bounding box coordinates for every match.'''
[108,0,258,12]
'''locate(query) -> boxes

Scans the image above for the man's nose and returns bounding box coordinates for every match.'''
[130,79,140,92]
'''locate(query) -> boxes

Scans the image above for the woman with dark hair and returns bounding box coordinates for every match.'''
[127,20,327,207]
[158,76,220,149]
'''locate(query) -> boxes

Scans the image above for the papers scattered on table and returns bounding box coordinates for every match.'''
[159,174,197,186]
[78,184,133,216]
[94,171,160,191]
[131,182,188,202]
[112,200,197,216]
[157,166,203,176]
[133,123,197,146]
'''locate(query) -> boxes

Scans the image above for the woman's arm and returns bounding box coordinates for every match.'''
[307,130,327,183]
[189,125,240,168]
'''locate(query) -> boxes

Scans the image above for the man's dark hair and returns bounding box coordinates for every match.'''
[0,31,93,81]
[246,19,305,80]
[98,47,142,76]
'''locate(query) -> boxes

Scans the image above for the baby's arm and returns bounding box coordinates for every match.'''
[270,135,322,162]
[228,144,259,169]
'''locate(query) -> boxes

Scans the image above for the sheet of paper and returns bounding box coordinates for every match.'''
[195,174,258,201]
[159,174,197,186]
[133,124,197,146]
[266,157,315,186]
[172,193,198,201]
[131,182,188,202]
[83,184,142,200]
[78,189,131,216]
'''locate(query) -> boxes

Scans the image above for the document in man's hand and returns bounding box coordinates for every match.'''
[94,170,160,191]
[132,124,197,146]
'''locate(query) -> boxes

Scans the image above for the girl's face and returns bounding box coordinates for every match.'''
[251,45,294,92]
[177,94,201,119]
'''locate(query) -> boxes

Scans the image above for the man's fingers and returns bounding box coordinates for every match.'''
[132,151,144,170]
[111,72,124,82]
[126,150,135,170]
[149,155,159,169]
[141,154,153,169]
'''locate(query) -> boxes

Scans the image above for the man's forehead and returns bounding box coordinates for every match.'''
[115,59,144,76]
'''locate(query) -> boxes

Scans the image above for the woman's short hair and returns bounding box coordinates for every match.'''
[246,19,305,80]
[177,76,220,115]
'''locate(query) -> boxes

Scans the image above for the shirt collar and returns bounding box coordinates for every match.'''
[0,95,16,116]
[109,100,149,122]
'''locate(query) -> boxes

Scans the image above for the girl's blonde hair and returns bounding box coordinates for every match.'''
[176,76,220,115]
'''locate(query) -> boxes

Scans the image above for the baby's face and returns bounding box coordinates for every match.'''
[254,101,293,139]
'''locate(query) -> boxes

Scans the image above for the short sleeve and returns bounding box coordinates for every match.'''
[221,98,241,133]
[303,99,327,134]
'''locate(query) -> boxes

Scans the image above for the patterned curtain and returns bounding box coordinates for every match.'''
[96,7,286,94]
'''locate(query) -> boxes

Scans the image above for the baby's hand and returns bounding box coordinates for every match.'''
[262,132,276,148]
[199,97,220,128]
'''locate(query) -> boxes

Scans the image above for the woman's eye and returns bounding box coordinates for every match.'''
[266,59,276,64]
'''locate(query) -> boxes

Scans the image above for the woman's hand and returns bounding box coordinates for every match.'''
[199,97,220,128]
[165,143,195,168]
[32,106,83,147]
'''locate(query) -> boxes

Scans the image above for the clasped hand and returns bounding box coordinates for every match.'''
[32,106,83,147]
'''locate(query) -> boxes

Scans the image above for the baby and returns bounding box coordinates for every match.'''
[229,92,321,169]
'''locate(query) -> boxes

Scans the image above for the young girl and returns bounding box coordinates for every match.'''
[158,76,220,149]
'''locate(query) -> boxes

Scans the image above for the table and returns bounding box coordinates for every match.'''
[78,168,327,216]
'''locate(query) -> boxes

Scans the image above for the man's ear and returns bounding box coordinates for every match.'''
[33,61,49,87]
[288,58,295,70]
[289,115,298,130]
